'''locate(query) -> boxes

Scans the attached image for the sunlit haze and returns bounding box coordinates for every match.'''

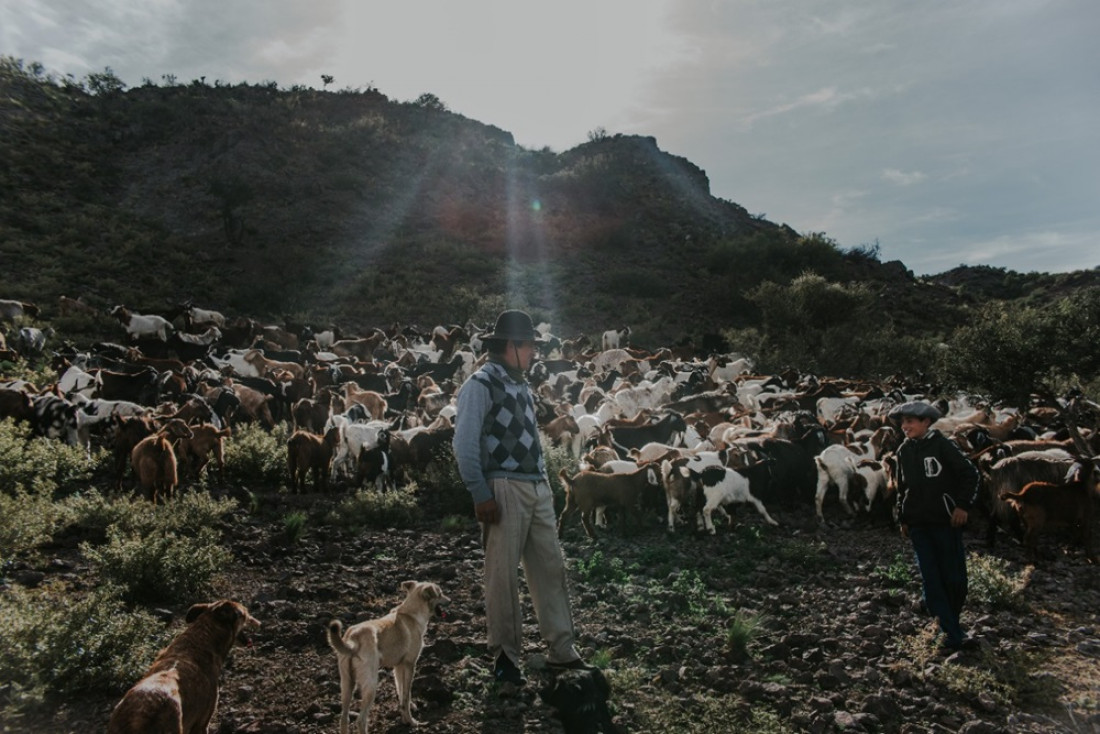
[3,0,1097,274]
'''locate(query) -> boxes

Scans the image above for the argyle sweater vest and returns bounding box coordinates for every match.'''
[469,362,545,477]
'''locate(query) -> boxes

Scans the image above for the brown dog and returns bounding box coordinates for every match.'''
[327,581,448,734]
[106,599,260,734]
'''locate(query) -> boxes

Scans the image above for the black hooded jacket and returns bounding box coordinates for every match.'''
[896,429,981,527]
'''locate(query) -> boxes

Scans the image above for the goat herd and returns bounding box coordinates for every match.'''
[1,296,1098,564]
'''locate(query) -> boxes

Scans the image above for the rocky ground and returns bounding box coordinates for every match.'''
[8,488,1100,734]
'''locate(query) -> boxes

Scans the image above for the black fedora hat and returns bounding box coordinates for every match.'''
[485,310,536,343]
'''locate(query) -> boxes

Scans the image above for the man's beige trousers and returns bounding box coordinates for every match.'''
[483,477,580,666]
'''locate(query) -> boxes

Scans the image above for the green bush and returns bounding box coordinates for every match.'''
[653,570,729,622]
[408,445,472,517]
[0,419,100,496]
[876,552,915,587]
[441,514,473,533]
[573,550,635,584]
[83,526,231,605]
[68,491,236,539]
[968,552,1031,610]
[0,582,162,710]
[0,486,61,566]
[283,511,308,543]
[58,489,131,536]
[327,485,422,530]
[223,423,291,486]
[726,608,767,660]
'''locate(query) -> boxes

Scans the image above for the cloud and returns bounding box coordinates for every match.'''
[881,169,926,186]
[2,0,1097,274]
[738,86,877,129]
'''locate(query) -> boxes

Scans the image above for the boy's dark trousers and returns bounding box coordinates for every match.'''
[909,525,968,646]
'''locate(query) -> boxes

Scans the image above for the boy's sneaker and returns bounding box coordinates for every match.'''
[940,636,980,653]
[493,654,527,686]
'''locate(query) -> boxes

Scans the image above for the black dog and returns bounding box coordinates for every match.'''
[539,668,620,734]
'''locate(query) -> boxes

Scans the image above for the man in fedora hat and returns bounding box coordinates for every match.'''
[453,309,587,686]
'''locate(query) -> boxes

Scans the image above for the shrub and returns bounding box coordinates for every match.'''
[573,550,635,585]
[408,446,471,517]
[968,552,1031,610]
[0,418,100,496]
[83,526,231,605]
[223,423,291,486]
[726,608,767,660]
[327,485,421,531]
[283,511,308,543]
[653,570,728,621]
[876,552,915,587]
[0,486,60,566]
[441,514,472,533]
[58,489,130,537]
[0,582,162,710]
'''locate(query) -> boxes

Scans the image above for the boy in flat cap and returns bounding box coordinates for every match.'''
[453,310,587,687]
[890,401,981,651]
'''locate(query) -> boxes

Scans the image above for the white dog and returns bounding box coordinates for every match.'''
[326,580,448,734]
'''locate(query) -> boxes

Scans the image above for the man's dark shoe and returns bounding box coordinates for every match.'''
[494,653,527,686]
[547,657,597,672]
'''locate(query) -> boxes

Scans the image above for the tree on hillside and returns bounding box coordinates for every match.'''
[937,288,1100,406]
[746,272,882,376]
[414,92,447,111]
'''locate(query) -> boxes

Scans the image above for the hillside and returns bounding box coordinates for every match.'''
[2,58,1098,352]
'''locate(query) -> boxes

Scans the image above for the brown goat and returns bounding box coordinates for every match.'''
[557,465,663,539]
[1005,460,1098,563]
[112,415,160,489]
[0,387,35,424]
[131,419,194,503]
[291,397,330,434]
[234,384,276,430]
[342,382,387,420]
[286,428,341,493]
[177,423,232,479]
[543,414,580,450]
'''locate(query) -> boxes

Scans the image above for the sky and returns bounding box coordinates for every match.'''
[3,0,1098,276]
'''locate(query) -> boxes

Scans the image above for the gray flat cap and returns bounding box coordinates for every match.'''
[889,401,942,421]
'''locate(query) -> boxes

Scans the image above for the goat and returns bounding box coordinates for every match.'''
[292,397,330,434]
[543,413,580,451]
[131,419,194,503]
[603,412,687,456]
[286,428,341,493]
[58,295,99,318]
[110,306,173,341]
[663,462,778,534]
[242,348,305,380]
[17,327,51,355]
[233,384,276,430]
[557,465,663,539]
[814,444,874,523]
[601,327,631,352]
[0,299,40,322]
[185,304,227,329]
[32,394,81,445]
[0,387,35,424]
[979,452,1078,548]
[707,354,753,384]
[356,436,394,492]
[330,420,391,482]
[176,423,232,479]
[342,382,387,420]
[1004,458,1098,563]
